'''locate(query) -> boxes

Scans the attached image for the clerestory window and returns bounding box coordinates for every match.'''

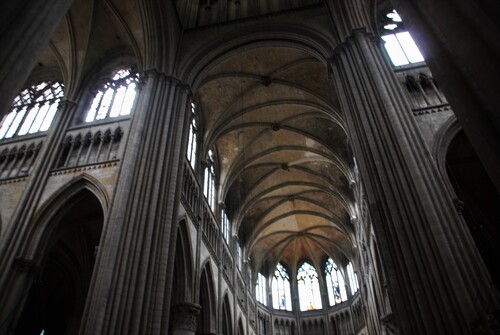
[0,81,64,140]
[272,263,292,311]
[256,272,267,305]
[297,261,322,311]
[382,10,424,66]
[203,149,216,210]
[186,101,198,170]
[325,258,348,306]
[221,208,230,242]
[85,68,139,122]
[347,262,359,295]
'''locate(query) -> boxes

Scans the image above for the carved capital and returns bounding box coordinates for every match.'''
[170,303,201,332]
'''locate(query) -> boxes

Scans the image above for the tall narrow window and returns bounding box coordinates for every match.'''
[347,262,359,295]
[272,263,292,311]
[325,258,347,306]
[0,81,64,140]
[256,272,267,305]
[297,262,322,311]
[236,242,243,270]
[381,10,424,66]
[186,101,198,170]
[203,149,216,210]
[221,208,230,242]
[85,68,139,122]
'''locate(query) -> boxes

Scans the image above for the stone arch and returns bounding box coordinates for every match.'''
[178,24,336,87]
[171,218,194,306]
[12,174,106,335]
[199,261,217,334]
[238,316,245,335]
[221,293,232,335]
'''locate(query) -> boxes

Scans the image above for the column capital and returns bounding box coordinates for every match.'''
[170,303,201,332]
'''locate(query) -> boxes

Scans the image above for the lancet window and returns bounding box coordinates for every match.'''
[325,258,347,306]
[347,262,359,294]
[272,263,292,311]
[186,101,198,170]
[85,68,139,122]
[256,272,267,305]
[203,149,216,210]
[221,208,230,242]
[0,81,64,140]
[297,262,322,311]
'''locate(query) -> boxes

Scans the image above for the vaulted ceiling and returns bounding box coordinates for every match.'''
[31,0,362,274]
[196,45,357,273]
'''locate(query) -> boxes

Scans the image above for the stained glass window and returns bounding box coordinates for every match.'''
[272,263,292,311]
[325,258,347,306]
[297,262,322,311]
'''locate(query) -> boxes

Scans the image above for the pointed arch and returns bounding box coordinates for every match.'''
[199,261,217,335]
[221,293,233,335]
[25,173,109,259]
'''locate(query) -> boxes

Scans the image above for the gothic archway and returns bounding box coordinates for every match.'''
[14,188,104,335]
[221,294,232,335]
[198,262,216,334]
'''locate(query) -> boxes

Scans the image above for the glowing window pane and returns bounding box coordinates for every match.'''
[272,263,292,311]
[40,101,59,131]
[6,109,27,138]
[29,102,51,133]
[85,69,138,122]
[396,32,424,63]
[297,262,322,311]
[96,88,114,120]
[382,35,409,66]
[0,111,18,139]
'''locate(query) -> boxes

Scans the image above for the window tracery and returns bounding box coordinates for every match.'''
[85,68,139,122]
[0,81,64,140]
[325,258,347,306]
[272,263,292,311]
[297,261,322,311]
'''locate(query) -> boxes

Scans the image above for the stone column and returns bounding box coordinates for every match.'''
[0,100,76,333]
[329,28,498,334]
[0,0,73,117]
[393,0,500,193]
[79,71,192,335]
[170,303,201,335]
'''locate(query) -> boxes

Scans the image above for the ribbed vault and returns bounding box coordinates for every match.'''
[197,45,356,273]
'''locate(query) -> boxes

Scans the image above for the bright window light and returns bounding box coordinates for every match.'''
[382,32,424,66]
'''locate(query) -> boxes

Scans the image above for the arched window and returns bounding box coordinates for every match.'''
[347,262,359,295]
[381,10,424,66]
[85,68,139,122]
[256,272,267,305]
[0,81,64,140]
[272,263,292,311]
[203,149,216,210]
[186,101,198,170]
[325,258,347,306]
[221,208,230,242]
[297,262,322,311]
[236,242,242,270]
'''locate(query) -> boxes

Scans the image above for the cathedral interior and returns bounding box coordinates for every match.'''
[0,0,499,334]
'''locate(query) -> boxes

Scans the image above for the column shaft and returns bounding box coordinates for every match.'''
[0,0,73,117]
[80,71,191,335]
[330,29,498,334]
